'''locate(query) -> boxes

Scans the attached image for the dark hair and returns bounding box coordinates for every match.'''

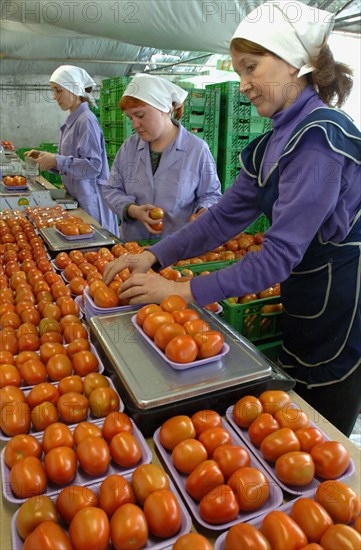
[119,96,184,119]
[230,38,353,107]
[80,86,93,105]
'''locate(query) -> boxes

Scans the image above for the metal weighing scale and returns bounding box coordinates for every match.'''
[0,178,78,211]
[39,225,121,252]
[89,307,295,437]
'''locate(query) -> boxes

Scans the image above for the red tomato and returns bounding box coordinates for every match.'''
[98,474,136,518]
[159,415,196,450]
[260,510,308,550]
[311,440,350,479]
[69,507,110,550]
[183,318,210,336]
[93,286,120,308]
[110,503,148,550]
[73,421,103,446]
[199,484,239,524]
[1,401,31,436]
[16,495,58,541]
[354,515,361,534]
[44,446,77,485]
[0,385,27,409]
[88,386,120,418]
[46,353,73,381]
[4,434,42,468]
[320,524,361,550]
[275,451,315,486]
[23,521,72,550]
[258,390,291,414]
[57,392,89,424]
[66,338,90,360]
[290,497,334,542]
[58,374,84,395]
[131,463,170,505]
[143,489,181,538]
[225,523,271,550]
[171,438,208,474]
[274,407,311,431]
[185,459,224,501]
[56,485,98,524]
[173,533,213,550]
[227,466,270,511]
[72,350,98,376]
[198,426,232,457]
[260,427,301,462]
[160,294,187,312]
[233,395,263,428]
[248,413,280,447]
[42,422,74,453]
[109,432,142,468]
[165,334,198,363]
[212,444,251,479]
[10,456,47,499]
[191,409,223,436]
[0,363,21,388]
[76,436,110,476]
[193,330,224,358]
[295,427,325,452]
[315,480,361,523]
[101,410,133,443]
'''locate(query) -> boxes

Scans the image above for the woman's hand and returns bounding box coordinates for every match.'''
[128,204,163,234]
[103,250,157,284]
[118,273,194,305]
[34,152,57,171]
[24,150,41,159]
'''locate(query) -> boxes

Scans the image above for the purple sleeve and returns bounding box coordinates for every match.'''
[152,132,345,306]
[56,117,103,178]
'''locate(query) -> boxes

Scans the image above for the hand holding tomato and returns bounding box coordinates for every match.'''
[118,272,194,306]
[102,250,156,285]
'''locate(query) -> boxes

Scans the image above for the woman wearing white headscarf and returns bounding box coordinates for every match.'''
[25,65,119,236]
[102,73,221,241]
[104,1,361,436]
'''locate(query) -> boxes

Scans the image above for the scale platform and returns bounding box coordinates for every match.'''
[39,225,121,252]
[89,307,295,437]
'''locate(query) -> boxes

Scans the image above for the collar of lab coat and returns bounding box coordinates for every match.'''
[64,102,89,129]
[136,119,188,152]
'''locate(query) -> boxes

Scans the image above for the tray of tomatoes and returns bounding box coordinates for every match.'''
[11,468,193,550]
[1,412,152,503]
[214,483,361,549]
[131,314,230,371]
[153,416,283,530]
[225,397,355,496]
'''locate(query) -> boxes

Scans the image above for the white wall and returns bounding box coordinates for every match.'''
[0,74,105,149]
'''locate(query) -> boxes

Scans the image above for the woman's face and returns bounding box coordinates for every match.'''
[231,50,304,118]
[124,103,170,142]
[51,83,81,113]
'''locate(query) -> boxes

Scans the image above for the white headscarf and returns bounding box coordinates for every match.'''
[50,65,97,106]
[122,74,188,113]
[231,0,334,77]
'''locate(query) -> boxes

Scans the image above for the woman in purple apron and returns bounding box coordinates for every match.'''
[103,1,361,435]
[25,65,119,237]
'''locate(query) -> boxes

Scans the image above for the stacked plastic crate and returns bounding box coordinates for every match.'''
[213,82,272,192]
[99,77,133,168]
[180,87,221,164]
[38,142,63,188]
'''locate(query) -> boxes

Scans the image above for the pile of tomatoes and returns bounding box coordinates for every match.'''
[158,411,274,526]
[55,217,94,237]
[232,391,351,486]
[223,480,361,549]
[13,462,185,550]
[135,295,225,363]
[3,175,27,187]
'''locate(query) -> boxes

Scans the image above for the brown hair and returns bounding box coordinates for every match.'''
[230,38,353,107]
[80,86,94,105]
[119,95,184,119]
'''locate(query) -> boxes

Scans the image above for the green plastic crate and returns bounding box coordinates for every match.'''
[245,214,270,234]
[220,295,283,342]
